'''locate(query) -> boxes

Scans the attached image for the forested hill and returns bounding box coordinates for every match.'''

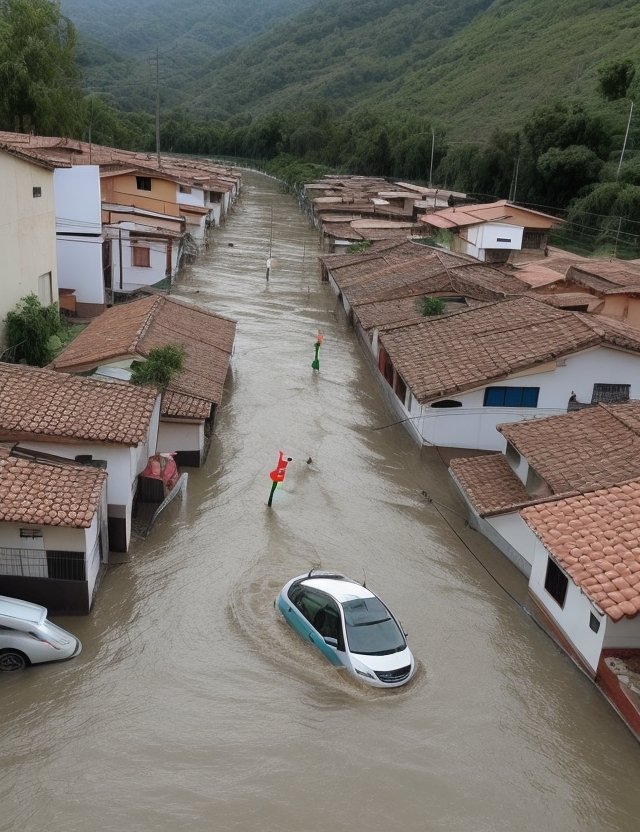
[59,0,313,56]
[187,0,640,138]
[63,0,640,141]
[58,0,314,111]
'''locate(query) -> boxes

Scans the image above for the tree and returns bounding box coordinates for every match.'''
[523,101,611,161]
[4,294,61,366]
[598,60,636,102]
[536,145,604,207]
[130,345,186,390]
[0,0,83,134]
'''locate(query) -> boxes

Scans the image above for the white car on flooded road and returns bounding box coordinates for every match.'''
[0,595,82,672]
[276,571,415,688]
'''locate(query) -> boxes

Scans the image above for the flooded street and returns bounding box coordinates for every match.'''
[2,170,640,831]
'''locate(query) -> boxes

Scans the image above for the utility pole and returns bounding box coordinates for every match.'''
[429,129,435,187]
[616,100,634,180]
[88,96,94,165]
[155,49,161,167]
[509,154,520,202]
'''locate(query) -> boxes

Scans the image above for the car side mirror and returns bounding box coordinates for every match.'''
[324,636,338,648]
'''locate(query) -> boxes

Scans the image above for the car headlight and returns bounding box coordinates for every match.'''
[355,668,375,680]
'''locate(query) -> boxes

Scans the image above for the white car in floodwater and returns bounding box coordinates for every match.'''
[276,571,415,688]
[0,595,82,672]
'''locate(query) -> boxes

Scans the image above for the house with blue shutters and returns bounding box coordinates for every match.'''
[373,296,640,450]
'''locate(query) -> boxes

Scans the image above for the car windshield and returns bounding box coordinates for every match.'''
[341,597,406,656]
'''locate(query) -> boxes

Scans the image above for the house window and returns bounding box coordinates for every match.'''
[430,399,462,408]
[591,383,630,404]
[483,387,539,407]
[132,244,151,267]
[136,176,152,191]
[496,237,512,243]
[523,231,544,249]
[589,612,601,633]
[32,186,42,198]
[20,528,43,539]
[179,184,192,194]
[544,558,568,608]
[395,374,407,404]
[46,550,85,581]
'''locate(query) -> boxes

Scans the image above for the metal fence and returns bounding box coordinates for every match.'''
[0,548,87,582]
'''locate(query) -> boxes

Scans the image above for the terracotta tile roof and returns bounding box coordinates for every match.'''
[568,261,640,291]
[322,222,364,241]
[449,454,531,515]
[421,199,564,231]
[532,292,600,310]
[0,451,106,528]
[51,296,236,417]
[0,364,156,446]
[499,402,640,494]
[0,131,240,191]
[379,297,639,405]
[0,142,64,171]
[162,391,211,420]
[50,295,160,370]
[521,481,640,621]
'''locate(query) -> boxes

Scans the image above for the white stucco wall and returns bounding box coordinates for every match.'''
[529,538,606,673]
[0,521,87,552]
[54,166,101,233]
[602,614,640,650]
[408,345,640,450]
[156,420,204,455]
[57,236,105,304]
[110,228,169,291]
[473,222,524,251]
[0,152,57,342]
[486,513,540,569]
[176,185,205,208]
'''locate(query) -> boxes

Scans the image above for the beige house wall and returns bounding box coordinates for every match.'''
[0,152,58,349]
[600,295,640,327]
[100,174,181,217]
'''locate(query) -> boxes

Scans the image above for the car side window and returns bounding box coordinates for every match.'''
[311,597,345,651]
[288,585,316,624]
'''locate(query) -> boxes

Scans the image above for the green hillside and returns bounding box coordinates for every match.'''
[181,0,640,140]
[59,0,640,141]
[59,0,314,110]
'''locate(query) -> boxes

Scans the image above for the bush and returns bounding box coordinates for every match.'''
[421,296,446,316]
[5,294,62,366]
[130,345,186,389]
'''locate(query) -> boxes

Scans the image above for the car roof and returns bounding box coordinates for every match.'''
[0,594,47,624]
[302,577,376,604]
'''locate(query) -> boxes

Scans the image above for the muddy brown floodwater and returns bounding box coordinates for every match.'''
[2,171,640,832]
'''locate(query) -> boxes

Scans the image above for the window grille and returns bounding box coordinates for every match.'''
[591,383,630,404]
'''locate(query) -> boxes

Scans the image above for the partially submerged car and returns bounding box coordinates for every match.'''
[0,595,82,672]
[276,571,415,688]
